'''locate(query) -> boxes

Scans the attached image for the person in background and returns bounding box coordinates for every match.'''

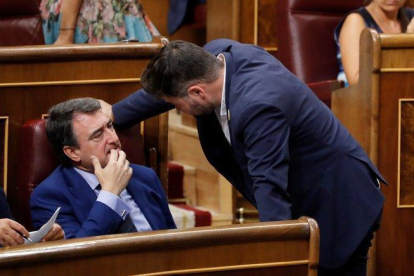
[335,0,414,86]
[0,187,64,247]
[40,0,159,44]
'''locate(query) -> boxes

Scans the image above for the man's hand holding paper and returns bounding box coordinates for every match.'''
[25,207,63,244]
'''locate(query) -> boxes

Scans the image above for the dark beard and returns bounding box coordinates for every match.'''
[190,100,216,116]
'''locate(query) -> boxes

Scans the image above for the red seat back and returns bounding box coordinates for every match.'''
[0,0,45,46]
[276,0,364,84]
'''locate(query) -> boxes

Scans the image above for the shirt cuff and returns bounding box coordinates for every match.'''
[97,191,132,219]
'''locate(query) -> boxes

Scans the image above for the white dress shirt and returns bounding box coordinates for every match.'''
[215,53,231,145]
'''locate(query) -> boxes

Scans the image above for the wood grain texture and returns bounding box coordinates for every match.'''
[0,218,319,276]
[399,100,414,206]
[0,117,7,194]
[258,0,278,48]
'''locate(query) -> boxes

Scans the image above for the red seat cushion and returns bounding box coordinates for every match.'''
[167,162,185,199]
[171,203,212,227]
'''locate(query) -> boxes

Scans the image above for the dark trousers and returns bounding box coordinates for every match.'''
[318,212,381,276]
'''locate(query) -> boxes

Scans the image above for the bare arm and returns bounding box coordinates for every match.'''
[54,0,83,45]
[338,13,366,86]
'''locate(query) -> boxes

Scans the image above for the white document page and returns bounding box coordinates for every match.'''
[24,207,60,244]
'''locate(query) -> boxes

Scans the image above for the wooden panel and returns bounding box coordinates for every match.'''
[378,37,414,276]
[258,0,278,52]
[182,113,197,128]
[0,60,143,82]
[168,124,220,211]
[381,48,414,69]
[239,0,256,44]
[141,0,207,47]
[166,265,308,276]
[239,0,278,52]
[0,218,319,276]
[0,87,27,213]
[207,0,240,42]
[377,73,414,276]
[0,117,8,194]
[140,0,169,36]
[398,100,414,207]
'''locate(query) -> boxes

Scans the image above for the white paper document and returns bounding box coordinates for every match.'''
[24,207,60,244]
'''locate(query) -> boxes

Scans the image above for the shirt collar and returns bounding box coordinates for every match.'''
[74,167,100,190]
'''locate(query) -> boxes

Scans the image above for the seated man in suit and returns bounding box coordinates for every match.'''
[0,187,64,246]
[31,98,176,239]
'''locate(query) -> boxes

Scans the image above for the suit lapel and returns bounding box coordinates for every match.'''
[126,178,158,230]
[62,167,97,221]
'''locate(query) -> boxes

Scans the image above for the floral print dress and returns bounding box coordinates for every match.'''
[40,0,160,44]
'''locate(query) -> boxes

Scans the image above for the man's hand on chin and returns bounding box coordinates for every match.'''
[91,149,133,196]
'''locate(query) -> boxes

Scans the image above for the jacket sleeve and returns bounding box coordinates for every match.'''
[236,101,292,221]
[113,89,174,128]
[30,186,123,239]
[0,187,13,219]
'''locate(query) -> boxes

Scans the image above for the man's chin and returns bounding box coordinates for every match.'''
[194,110,215,118]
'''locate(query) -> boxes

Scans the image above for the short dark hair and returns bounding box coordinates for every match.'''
[141,40,224,98]
[46,98,101,167]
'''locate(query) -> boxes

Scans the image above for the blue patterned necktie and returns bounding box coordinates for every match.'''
[117,213,137,233]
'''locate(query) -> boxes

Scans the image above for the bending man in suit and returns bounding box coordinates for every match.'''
[31,98,176,239]
[0,187,63,246]
[99,40,385,275]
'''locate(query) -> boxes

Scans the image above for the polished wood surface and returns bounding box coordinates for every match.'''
[332,29,414,276]
[0,43,160,62]
[0,217,319,276]
[0,41,168,222]
[398,100,414,206]
[140,0,206,47]
[208,0,278,55]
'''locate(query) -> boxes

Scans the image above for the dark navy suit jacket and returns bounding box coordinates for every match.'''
[0,187,13,219]
[31,164,176,239]
[112,39,385,269]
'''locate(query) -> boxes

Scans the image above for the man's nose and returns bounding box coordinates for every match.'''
[106,129,120,144]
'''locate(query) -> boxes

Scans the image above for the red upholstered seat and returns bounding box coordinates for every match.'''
[167,162,212,227]
[0,0,45,46]
[167,162,185,200]
[170,203,212,227]
[276,0,364,106]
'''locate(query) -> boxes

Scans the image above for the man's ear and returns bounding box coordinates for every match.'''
[187,85,206,99]
[63,146,81,162]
